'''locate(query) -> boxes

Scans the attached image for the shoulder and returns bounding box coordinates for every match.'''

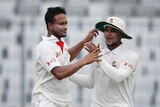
[123,47,139,62]
[36,41,49,51]
[36,40,56,54]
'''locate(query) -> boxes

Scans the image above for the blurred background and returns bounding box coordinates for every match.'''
[0,0,160,107]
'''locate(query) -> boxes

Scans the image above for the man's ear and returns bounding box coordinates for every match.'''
[48,23,53,30]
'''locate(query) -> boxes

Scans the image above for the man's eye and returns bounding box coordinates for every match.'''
[111,29,116,32]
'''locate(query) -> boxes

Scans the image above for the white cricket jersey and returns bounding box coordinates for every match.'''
[91,44,138,107]
[32,35,71,106]
[70,43,138,107]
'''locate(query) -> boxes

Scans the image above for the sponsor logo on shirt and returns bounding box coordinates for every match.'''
[46,61,50,66]
[112,61,117,67]
[123,61,133,70]
[45,57,56,66]
[56,51,62,58]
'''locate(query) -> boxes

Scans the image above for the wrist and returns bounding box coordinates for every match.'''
[82,36,90,44]
[78,59,86,66]
[81,39,86,45]
[78,39,86,48]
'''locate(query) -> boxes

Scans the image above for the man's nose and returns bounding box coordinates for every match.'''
[64,24,67,29]
[106,31,111,37]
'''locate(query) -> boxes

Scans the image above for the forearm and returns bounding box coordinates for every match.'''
[52,43,101,80]
[51,59,85,80]
[68,40,85,61]
[99,57,131,82]
[68,28,98,61]
[70,74,94,89]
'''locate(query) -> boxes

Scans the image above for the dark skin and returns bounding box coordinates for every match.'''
[47,13,101,80]
[104,26,122,50]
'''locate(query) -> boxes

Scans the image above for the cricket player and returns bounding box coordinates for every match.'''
[70,17,139,107]
[31,6,101,107]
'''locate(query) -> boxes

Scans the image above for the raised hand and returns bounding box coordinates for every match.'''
[81,48,102,65]
[84,41,100,53]
[83,28,99,43]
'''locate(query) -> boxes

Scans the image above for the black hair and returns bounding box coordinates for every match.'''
[45,6,66,29]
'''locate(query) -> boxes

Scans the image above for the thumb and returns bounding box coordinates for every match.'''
[97,43,100,49]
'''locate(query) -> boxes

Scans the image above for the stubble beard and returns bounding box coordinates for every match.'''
[61,35,67,38]
[52,30,67,38]
[106,41,122,50]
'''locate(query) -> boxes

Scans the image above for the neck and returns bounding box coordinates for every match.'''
[107,42,122,51]
[47,31,52,37]
[47,31,61,40]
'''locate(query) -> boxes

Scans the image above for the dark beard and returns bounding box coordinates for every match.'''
[52,31,67,38]
[107,42,122,50]
[61,35,67,37]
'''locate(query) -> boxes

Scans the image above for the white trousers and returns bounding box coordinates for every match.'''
[31,93,58,107]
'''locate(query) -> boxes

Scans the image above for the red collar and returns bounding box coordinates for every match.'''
[56,41,64,53]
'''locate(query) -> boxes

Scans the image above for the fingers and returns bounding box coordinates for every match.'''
[84,41,100,54]
[94,53,102,62]
[90,31,98,38]
[83,47,102,65]
[93,49,102,61]
[92,48,101,55]
[85,28,99,42]
[93,32,97,38]
[89,28,99,38]
[89,41,97,47]
[97,43,100,49]
[84,46,90,53]
[91,28,99,35]
[93,30,99,38]
[86,41,100,49]
[85,41,96,50]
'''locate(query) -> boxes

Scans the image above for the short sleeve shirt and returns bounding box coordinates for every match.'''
[32,35,71,106]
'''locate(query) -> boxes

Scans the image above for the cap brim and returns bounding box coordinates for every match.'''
[95,21,132,39]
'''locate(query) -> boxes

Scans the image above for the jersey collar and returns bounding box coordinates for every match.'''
[42,35,59,42]
[112,43,124,55]
[42,35,65,53]
[103,43,124,55]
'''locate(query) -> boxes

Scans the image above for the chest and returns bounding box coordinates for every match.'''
[94,52,124,79]
[49,41,70,66]
[103,52,123,69]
